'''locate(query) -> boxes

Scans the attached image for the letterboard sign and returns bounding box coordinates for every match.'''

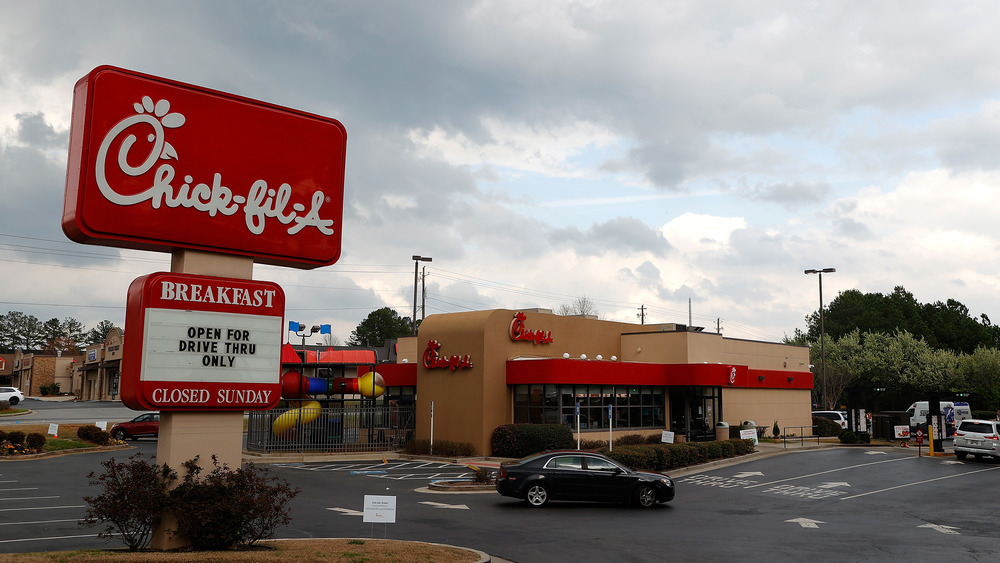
[120,272,284,411]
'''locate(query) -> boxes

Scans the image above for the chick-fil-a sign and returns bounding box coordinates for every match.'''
[422,340,473,371]
[509,311,553,344]
[62,66,347,269]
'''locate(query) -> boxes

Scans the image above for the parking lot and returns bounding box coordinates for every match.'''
[3,444,1000,561]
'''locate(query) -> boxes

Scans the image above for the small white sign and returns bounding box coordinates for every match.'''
[661,430,675,444]
[96,421,108,430]
[363,495,396,523]
[47,423,59,436]
[894,425,910,439]
[739,428,759,445]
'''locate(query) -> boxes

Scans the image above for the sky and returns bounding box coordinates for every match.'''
[3,1,1000,346]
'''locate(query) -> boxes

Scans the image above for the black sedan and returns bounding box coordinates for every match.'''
[495,450,674,508]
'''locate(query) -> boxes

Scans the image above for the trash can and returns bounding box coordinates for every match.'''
[715,421,730,441]
[741,420,757,438]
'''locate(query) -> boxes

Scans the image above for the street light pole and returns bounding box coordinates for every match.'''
[412,255,432,335]
[804,268,836,407]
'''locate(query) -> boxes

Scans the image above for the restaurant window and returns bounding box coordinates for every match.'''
[513,384,665,430]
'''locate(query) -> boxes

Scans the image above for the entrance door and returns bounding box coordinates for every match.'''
[669,386,722,442]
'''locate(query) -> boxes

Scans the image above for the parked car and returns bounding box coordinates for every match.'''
[110,412,160,440]
[953,419,1000,461]
[0,387,25,406]
[495,450,675,508]
[812,410,848,429]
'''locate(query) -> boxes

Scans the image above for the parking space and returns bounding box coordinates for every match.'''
[0,470,96,550]
[273,460,473,482]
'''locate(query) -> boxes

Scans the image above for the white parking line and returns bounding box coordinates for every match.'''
[0,505,85,512]
[0,496,60,502]
[0,488,37,492]
[744,457,913,489]
[0,533,106,544]
[0,519,79,526]
[841,465,1000,500]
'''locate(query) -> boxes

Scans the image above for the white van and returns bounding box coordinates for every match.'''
[906,401,972,433]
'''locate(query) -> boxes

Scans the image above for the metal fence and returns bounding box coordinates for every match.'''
[246,405,416,453]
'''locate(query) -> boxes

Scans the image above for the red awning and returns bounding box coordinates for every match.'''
[281,343,302,363]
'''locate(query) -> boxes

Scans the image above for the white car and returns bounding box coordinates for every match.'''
[0,387,25,406]
[812,410,848,429]
[953,419,1000,461]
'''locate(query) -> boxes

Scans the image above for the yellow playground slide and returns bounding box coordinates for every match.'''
[271,400,322,437]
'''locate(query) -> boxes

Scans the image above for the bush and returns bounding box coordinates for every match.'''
[602,439,755,471]
[839,429,858,444]
[6,431,25,446]
[813,416,843,437]
[856,431,871,444]
[402,439,475,457]
[612,434,648,446]
[80,454,177,551]
[81,454,300,552]
[772,421,780,438]
[77,425,112,446]
[579,439,607,450]
[25,433,46,451]
[0,400,9,411]
[0,429,7,443]
[490,424,573,458]
[170,456,301,550]
[40,385,50,396]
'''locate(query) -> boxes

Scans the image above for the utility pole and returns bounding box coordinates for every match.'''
[716,318,722,334]
[637,304,646,325]
[421,266,428,321]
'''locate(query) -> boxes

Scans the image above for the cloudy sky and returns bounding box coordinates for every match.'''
[3,1,1000,345]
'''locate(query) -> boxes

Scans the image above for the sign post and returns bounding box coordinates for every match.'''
[62,65,347,551]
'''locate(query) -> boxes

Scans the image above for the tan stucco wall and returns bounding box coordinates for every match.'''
[721,338,810,372]
[722,388,814,435]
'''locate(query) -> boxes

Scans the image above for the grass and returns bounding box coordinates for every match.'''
[4,538,483,562]
[1,423,125,453]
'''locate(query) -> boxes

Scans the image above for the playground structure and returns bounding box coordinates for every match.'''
[272,369,386,438]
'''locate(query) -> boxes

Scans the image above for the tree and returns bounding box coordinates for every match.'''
[348,308,412,347]
[86,320,120,346]
[43,336,80,355]
[321,332,341,346]
[556,296,600,318]
[62,317,86,344]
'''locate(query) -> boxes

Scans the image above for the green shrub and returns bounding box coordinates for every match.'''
[772,421,780,437]
[813,416,842,437]
[579,439,607,450]
[839,429,858,444]
[490,424,573,458]
[81,453,177,551]
[25,433,45,451]
[856,431,871,444]
[402,439,475,457]
[0,429,7,442]
[6,431,25,446]
[719,440,735,458]
[77,425,112,446]
[603,445,659,470]
[39,385,50,396]
[612,434,648,446]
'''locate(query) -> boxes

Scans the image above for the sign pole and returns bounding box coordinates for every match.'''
[429,401,434,456]
[576,401,581,449]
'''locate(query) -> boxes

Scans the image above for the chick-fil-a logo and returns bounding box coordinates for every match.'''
[95,96,335,237]
[509,312,553,344]
[422,340,473,371]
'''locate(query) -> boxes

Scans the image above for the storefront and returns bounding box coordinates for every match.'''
[387,308,812,455]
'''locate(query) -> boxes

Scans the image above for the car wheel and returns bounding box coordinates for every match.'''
[956,451,968,460]
[525,483,549,507]
[634,485,656,508]
[113,429,128,441]
[9,397,18,405]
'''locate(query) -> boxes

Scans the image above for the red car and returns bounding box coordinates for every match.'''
[110,412,159,440]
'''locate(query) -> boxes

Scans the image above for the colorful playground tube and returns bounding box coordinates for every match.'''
[272,370,386,437]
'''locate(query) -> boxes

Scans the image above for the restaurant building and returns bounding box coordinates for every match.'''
[381,308,812,455]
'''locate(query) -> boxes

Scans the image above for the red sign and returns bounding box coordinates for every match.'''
[509,312,553,344]
[62,66,347,269]
[121,272,284,411]
[422,340,473,371]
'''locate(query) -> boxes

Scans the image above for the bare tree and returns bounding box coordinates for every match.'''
[556,296,600,318]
